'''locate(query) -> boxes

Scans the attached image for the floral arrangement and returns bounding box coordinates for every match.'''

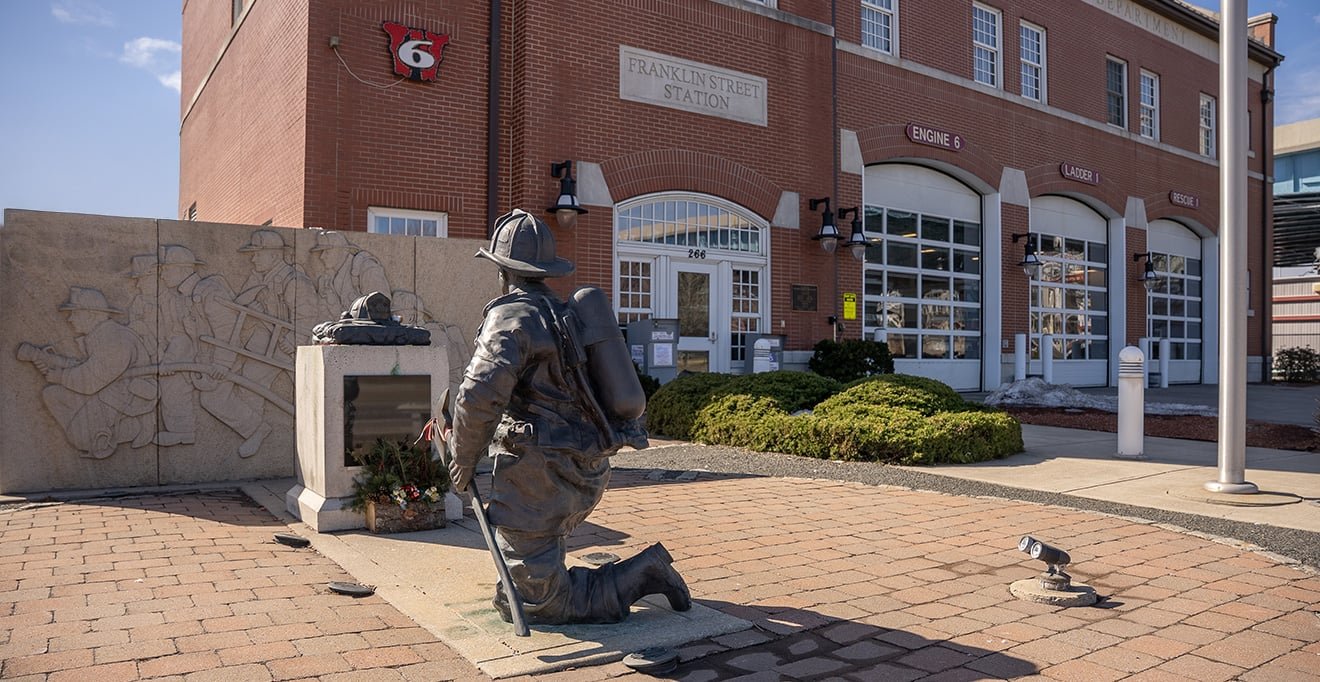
[348,438,450,513]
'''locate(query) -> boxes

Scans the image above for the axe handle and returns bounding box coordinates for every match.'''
[437,390,530,637]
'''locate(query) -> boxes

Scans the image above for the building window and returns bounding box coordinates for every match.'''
[862,0,896,55]
[367,207,447,237]
[616,198,765,255]
[1199,94,1216,157]
[730,269,762,363]
[972,4,1001,88]
[1029,234,1109,361]
[862,207,983,361]
[617,259,654,325]
[1139,70,1159,139]
[187,202,197,221]
[1019,22,1045,102]
[1106,57,1127,128]
[1147,253,1203,362]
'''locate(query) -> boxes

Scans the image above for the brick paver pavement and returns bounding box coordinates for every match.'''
[3,473,1319,681]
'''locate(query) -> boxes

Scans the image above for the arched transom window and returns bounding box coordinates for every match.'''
[616,197,765,256]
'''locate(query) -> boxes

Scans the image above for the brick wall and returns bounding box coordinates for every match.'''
[179,0,309,226]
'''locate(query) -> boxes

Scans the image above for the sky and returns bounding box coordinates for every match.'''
[0,0,1316,222]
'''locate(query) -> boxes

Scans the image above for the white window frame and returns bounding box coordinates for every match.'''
[861,0,897,56]
[1139,70,1159,140]
[366,207,448,237]
[1019,21,1046,103]
[1200,94,1217,158]
[1105,56,1127,129]
[972,3,1002,89]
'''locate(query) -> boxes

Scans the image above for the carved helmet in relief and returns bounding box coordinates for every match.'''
[475,209,575,279]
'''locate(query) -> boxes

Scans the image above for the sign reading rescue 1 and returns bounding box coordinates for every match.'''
[383,22,450,82]
[1060,162,1102,185]
[905,123,965,151]
[1169,190,1200,209]
[619,46,768,126]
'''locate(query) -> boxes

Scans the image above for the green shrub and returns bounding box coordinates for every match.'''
[723,371,841,413]
[816,374,966,418]
[645,373,738,440]
[646,370,842,440]
[690,393,1021,465]
[1273,346,1320,383]
[808,339,894,383]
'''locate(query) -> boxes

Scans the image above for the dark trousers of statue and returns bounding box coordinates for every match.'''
[491,529,691,625]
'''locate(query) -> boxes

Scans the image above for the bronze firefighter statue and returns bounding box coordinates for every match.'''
[440,209,690,626]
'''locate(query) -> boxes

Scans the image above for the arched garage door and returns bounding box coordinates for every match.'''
[1028,196,1110,387]
[1147,219,1205,383]
[861,163,984,391]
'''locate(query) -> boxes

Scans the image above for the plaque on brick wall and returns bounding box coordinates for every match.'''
[792,285,818,311]
[619,46,768,126]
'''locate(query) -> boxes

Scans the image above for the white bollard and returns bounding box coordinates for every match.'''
[1117,345,1145,459]
[1015,333,1027,381]
[1041,334,1055,384]
[1158,338,1171,389]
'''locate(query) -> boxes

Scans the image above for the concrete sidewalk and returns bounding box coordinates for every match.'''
[916,423,1320,533]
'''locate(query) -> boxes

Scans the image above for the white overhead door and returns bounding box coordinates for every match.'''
[1028,195,1110,387]
[862,164,983,391]
[1148,219,1204,383]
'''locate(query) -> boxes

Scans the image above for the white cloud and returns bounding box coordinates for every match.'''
[158,71,181,93]
[120,37,181,69]
[1275,66,1320,126]
[119,37,181,93]
[1313,13,1320,26]
[50,1,114,27]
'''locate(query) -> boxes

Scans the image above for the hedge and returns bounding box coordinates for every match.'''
[816,374,968,418]
[690,393,1022,465]
[645,371,841,440]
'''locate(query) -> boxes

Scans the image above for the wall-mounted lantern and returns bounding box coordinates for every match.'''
[546,160,587,230]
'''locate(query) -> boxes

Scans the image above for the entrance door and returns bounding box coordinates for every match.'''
[674,263,719,373]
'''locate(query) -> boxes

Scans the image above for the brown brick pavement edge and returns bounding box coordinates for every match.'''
[2,471,1319,681]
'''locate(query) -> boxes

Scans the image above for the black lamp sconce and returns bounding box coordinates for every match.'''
[546,160,588,229]
[1011,233,1042,278]
[837,207,868,261]
[809,197,840,254]
[1134,252,1159,291]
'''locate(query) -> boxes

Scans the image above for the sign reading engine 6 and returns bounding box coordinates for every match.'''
[382,22,450,82]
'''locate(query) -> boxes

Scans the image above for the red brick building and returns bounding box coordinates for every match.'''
[180,0,1283,389]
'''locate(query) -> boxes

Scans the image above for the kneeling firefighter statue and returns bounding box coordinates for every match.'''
[438,208,691,626]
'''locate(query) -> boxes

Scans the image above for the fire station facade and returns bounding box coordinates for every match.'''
[180,0,1282,390]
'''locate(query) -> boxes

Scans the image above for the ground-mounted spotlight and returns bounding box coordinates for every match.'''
[1009,535,1097,607]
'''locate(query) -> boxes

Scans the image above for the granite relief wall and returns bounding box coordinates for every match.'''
[0,209,499,493]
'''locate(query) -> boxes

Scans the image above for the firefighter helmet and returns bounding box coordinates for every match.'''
[476,209,574,278]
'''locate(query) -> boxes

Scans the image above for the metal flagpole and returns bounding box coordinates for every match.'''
[1208,0,1258,494]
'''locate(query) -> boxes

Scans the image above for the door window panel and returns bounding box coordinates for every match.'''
[1028,230,1108,360]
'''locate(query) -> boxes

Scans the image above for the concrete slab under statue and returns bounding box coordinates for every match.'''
[287,343,450,531]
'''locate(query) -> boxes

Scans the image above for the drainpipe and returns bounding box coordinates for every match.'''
[1260,65,1274,381]
[486,0,501,237]
[830,0,841,339]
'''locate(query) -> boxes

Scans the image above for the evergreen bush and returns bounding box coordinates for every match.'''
[817,374,967,417]
[808,339,894,383]
[1273,346,1320,383]
[645,370,841,440]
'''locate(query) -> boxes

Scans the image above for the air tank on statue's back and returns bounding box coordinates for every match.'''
[570,286,647,421]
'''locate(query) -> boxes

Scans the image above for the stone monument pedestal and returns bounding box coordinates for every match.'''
[288,344,448,532]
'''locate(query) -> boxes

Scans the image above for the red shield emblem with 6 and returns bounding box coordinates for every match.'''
[383,22,450,82]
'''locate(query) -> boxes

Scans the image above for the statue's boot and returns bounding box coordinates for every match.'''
[489,543,691,624]
[616,542,692,613]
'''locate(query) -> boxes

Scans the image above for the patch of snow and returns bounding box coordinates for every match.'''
[983,378,1217,416]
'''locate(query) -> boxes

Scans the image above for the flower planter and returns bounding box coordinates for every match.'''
[364,500,445,534]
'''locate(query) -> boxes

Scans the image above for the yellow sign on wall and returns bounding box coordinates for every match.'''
[843,293,857,320]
